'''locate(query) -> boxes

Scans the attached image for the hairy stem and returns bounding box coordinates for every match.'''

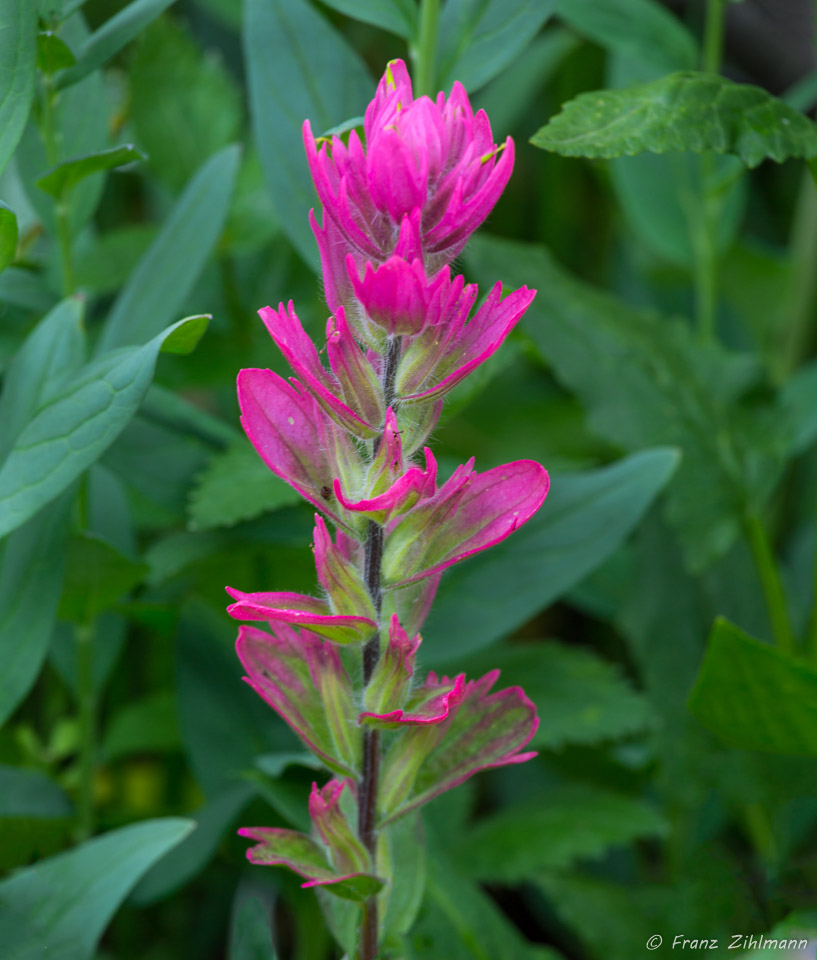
[744,509,796,657]
[413,0,440,98]
[358,337,401,960]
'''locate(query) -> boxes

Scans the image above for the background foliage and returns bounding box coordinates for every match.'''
[3,0,817,957]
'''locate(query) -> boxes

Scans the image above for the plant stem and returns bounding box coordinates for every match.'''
[40,76,75,295]
[413,0,440,97]
[702,0,726,76]
[744,509,797,657]
[76,622,96,841]
[358,338,401,960]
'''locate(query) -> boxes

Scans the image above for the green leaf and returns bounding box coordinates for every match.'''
[74,224,156,295]
[36,31,76,73]
[55,0,177,89]
[688,618,817,754]
[0,266,58,312]
[459,641,655,749]
[102,689,180,762]
[0,314,208,540]
[0,200,18,273]
[381,814,426,942]
[437,0,555,94]
[531,71,817,167]
[129,17,241,192]
[57,532,148,623]
[188,441,301,531]
[466,236,784,571]
[0,818,193,960]
[422,448,678,662]
[318,0,416,36]
[97,145,239,351]
[461,785,667,882]
[554,0,697,71]
[244,0,372,267]
[781,359,817,456]
[35,144,145,199]
[0,0,37,176]
[0,766,72,818]
[231,898,277,960]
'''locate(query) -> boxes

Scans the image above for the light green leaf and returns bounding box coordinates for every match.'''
[318,0,416,37]
[188,441,301,531]
[0,766,72,818]
[437,0,555,94]
[461,786,667,882]
[231,898,278,960]
[244,0,372,267]
[688,618,817,754]
[36,31,76,73]
[0,818,193,960]
[35,144,145,198]
[0,0,37,176]
[97,145,239,351]
[531,71,817,167]
[55,0,177,89]
[0,204,16,277]
[57,532,148,623]
[422,448,679,662]
[0,314,208,540]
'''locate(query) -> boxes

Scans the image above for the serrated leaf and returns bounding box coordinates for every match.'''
[36,31,76,73]
[422,448,678,662]
[689,618,817,754]
[55,0,177,89]
[461,786,667,882]
[0,0,37,176]
[0,314,207,540]
[244,0,372,268]
[57,532,148,623]
[35,144,145,198]
[0,818,193,960]
[0,201,18,273]
[188,441,301,531]
[531,71,817,167]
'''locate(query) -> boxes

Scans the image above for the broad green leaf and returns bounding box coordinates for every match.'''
[422,448,679,662]
[49,614,128,699]
[102,689,180,762]
[554,0,697,71]
[0,201,18,273]
[221,148,280,254]
[531,71,817,168]
[244,0,372,267]
[458,640,655,749]
[436,0,555,94]
[188,441,301,531]
[466,236,785,570]
[35,144,145,198]
[97,145,239,351]
[55,0,177,89]
[0,817,193,960]
[688,618,817,754]
[130,18,241,191]
[57,532,148,623]
[0,314,208,540]
[318,0,416,36]
[133,782,254,904]
[74,224,156,295]
[231,898,278,960]
[0,266,57,312]
[0,0,37,176]
[461,786,667,882]
[36,31,76,73]
[0,766,72,818]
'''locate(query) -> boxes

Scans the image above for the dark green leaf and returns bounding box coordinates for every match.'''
[318,0,416,36]
[461,786,667,882]
[97,145,239,351]
[244,0,372,267]
[782,359,817,456]
[0,766,72,818]
[55,0,177,89]
[36,31,76,73]
[689,618,817,754]
[0,201,18,273]
[231,897,277,960]
[531,71,817,167]
[0,818,193,960]
[422,448,678,662]
[102,690,180,762]
[437,0,555,94]
[0,0,37,175]
[35,144,145,198]
[188,441,301,531]
[0,314,208,540]
[57,532,148,623]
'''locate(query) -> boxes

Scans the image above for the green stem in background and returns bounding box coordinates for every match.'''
[76,621,96,841]
[805,494,817,664]
[40,76,75,295]
[412,0,440,97]
[744,509,797,657]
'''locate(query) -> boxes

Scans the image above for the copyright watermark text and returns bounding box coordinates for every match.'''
[645,934,815,953]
